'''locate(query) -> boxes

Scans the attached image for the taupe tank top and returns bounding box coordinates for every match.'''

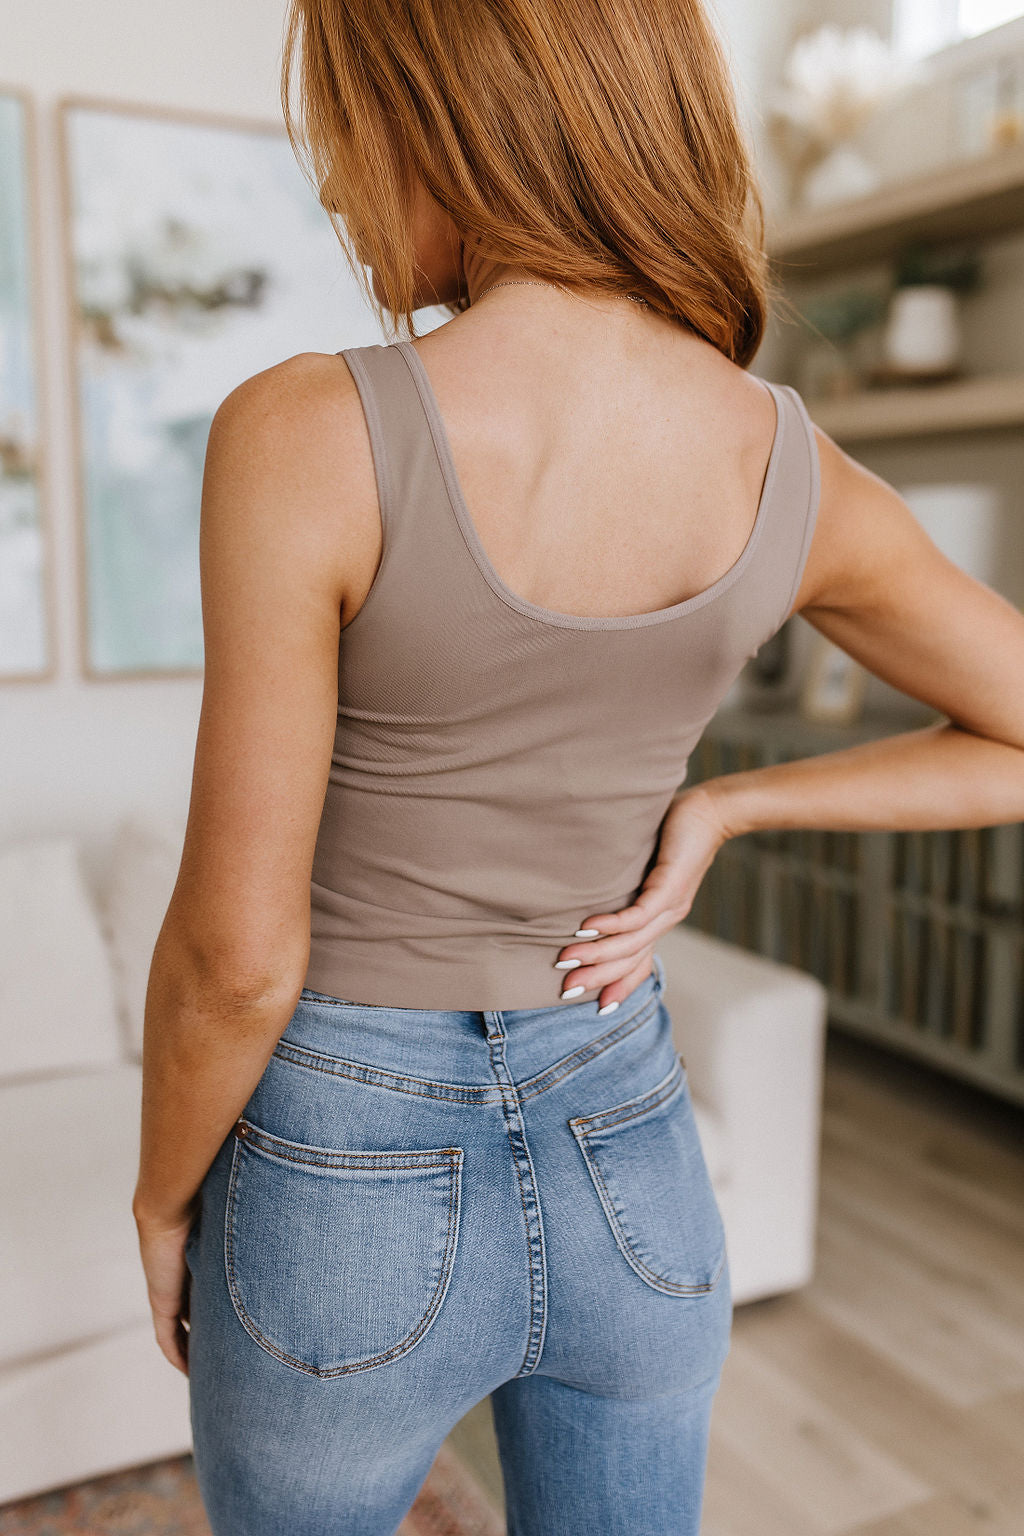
[304,338,820,1010]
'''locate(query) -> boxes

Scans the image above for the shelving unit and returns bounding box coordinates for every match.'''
[709,152,1024,1102]
[767,140,1024,273]
[805,372,1024,442]
[684,707,1024,1107]
[766,141,1024,444]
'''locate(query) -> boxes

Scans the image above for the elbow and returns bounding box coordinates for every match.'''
[152,912,308,1016]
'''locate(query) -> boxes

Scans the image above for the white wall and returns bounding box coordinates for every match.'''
[1,0,792,890]
[711,0,802,215]
[2,2,301,887]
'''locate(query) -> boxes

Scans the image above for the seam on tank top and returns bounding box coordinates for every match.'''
[776,385,822,627]
[311,878,589,924]
[310,880,496,922]
[335,347,395,641]
[392,340,786,633]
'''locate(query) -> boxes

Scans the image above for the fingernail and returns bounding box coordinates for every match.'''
[554,958,582,970]
[575,928,600,938]
[561,984,585,999]
[597,1000,620,1015]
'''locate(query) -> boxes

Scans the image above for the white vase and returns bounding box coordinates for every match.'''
[883,285,961,371]
[800,143,880,209]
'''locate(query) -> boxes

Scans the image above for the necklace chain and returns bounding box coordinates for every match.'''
[475,279,649,308]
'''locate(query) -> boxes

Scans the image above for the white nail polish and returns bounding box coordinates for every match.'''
[561,984,585,999]
[597,1000,620,1015]
[554,958,582,970]
[575,928,600,938]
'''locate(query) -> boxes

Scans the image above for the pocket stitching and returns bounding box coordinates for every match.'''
[224,1132,463,1377]
[568,1053,686,1135]
[569,1055,725,1297]
[235,1118,461,1170]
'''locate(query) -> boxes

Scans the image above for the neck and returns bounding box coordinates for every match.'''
[458,235,650,317]
[461,239,542,306]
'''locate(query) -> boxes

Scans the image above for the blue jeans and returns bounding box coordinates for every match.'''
[184,952,732,1534]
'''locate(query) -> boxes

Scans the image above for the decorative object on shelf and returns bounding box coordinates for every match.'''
[795,285,889,397]
[0,89,51,681]
[900,482,1001,591]
[991,53,1024,149]
[880,239,983,376]
[60,96,381,679]
[957,52,1024,159]
[883,286,961,372]
[799,634,867,726]
[769,25,918,211]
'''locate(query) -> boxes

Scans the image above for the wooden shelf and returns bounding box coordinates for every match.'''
[803,373,1024,442]
[688,719,1024,1107]
[767,141,1024,273]
[710,702,929,747]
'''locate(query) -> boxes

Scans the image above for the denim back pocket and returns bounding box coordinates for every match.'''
[569,1054,726,1296]
[225,1119,463,1377]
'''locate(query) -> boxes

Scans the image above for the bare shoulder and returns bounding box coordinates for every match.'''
[202,350,377,557]
[210,349,365,458]
[788,418,938,618]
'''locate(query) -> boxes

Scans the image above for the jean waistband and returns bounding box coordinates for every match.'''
[284,951,666,1090]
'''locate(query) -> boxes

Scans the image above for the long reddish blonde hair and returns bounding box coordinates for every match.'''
[281,0,774,365]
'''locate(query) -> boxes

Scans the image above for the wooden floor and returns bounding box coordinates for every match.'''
[444,1029,1024,1534]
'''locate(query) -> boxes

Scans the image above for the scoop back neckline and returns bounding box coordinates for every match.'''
[393,337,785,633]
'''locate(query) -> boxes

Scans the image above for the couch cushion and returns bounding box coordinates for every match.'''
[99,815,185,1058]
[0,1065,151,1366]
[0,837,122,1080]
[690,1094,730,1188]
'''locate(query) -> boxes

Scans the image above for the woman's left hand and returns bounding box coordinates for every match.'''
[134,1210,195,1376]
[554,785,731,1010]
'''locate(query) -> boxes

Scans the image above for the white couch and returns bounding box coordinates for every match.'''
[656,922,828,1305]
[0,821,826,1505]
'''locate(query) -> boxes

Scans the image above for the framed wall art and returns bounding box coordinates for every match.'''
[60,96,390,679]
[0,87,53,681]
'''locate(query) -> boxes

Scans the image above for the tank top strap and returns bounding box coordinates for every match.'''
[740,377,821,646]
[338,340,468,569]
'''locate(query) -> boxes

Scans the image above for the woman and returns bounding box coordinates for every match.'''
[132,1,1024,1532]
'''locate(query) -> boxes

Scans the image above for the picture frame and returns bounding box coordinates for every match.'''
[799,633,868,726]
[58,94,386,679]
[0,85,55,682]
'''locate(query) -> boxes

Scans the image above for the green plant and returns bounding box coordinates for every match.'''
[892,239,983,292]
[797,286,888,345]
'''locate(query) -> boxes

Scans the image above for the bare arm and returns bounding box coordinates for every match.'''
[706,425,1024,836]
[132,353,368,1369]
[553,423,1024,1006]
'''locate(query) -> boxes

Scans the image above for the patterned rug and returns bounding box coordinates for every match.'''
[0,1444,505,1536]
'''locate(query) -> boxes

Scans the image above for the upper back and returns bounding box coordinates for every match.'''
[333,313,820,666]
[339,315,795,632]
